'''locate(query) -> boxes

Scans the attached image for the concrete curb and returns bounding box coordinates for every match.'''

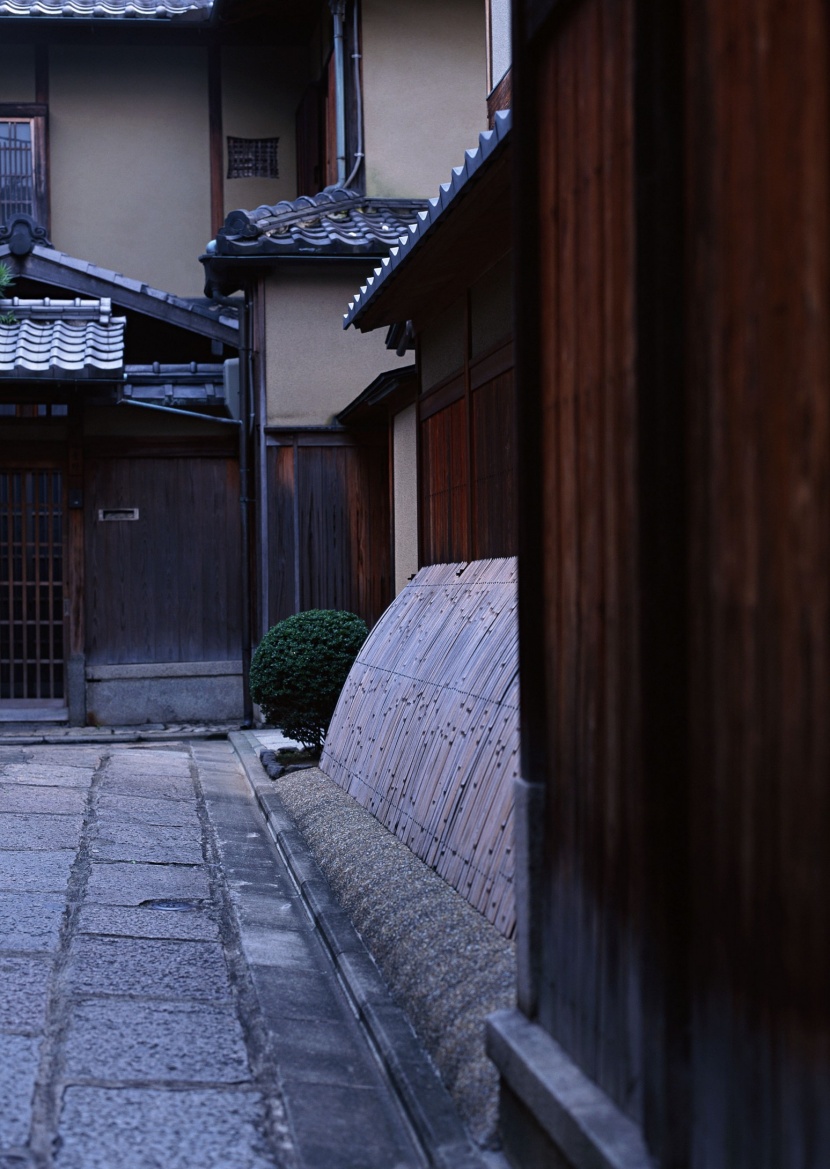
[229,730,491,1169]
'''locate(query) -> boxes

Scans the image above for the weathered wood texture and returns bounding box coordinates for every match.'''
[266,435,390,629]
[321,557,518,936]
[531,0,644,1124]
[685,2,830,1165]
[84,455,242,664]
[420,349,516,565]
[518,0,830,1164]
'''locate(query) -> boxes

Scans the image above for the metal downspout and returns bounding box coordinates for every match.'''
[330,0,348,186]
[207,291,254,728]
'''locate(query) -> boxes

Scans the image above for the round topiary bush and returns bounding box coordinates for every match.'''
[249,609,368,753]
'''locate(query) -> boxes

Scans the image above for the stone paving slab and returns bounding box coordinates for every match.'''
[96,792,201,827]
[53,1088,277,1169]
[76,902,220,943]
[0,891,67,951]
[89,822,204,865]
[84,861,211,906]
[0,814,85,851]
[63,999,251,1083]
[280,1081,418,1169]
[0,955,51,1033]
[0,1034,41,1146]
[64,936,232,1001]
[0,850,75,894]
[0,765,92,788]
[0,785,87,816]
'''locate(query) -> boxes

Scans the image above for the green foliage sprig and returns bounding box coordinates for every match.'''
[250,609,368,753]
[0,262,16,324]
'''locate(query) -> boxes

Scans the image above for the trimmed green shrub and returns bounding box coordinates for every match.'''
[250,609,368,753]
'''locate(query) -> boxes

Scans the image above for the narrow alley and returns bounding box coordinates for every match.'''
[0,738,472,1169]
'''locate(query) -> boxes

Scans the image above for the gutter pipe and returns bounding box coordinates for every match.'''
[330,0,348,186]
[208,291,255,728]
[342,0,364,189]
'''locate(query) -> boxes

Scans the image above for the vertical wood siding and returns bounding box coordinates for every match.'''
[533,0,643,1123]
[420,358,517,565]
[321,557,518,936]
[685,2,830,1165]
[266,437,390,629]
[472,368,517,558]
[84,456,242,664]
[420,396,469,564]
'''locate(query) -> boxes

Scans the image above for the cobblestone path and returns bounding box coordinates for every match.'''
[0,740,423,1169]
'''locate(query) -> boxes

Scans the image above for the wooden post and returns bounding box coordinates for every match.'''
[66,400,85,725]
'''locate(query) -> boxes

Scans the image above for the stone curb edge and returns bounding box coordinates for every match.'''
[229,730,489,1169]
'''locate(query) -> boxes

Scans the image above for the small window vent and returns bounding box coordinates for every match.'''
[99,508,139,522]
[226,137,280,180]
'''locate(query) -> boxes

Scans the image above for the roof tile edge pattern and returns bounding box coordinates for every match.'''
[0,0,210,18]
[210,186,429,259]
[343,109,512,329]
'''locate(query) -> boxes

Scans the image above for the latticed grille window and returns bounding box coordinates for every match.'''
[226,136,280,180]
[0,121,35,221]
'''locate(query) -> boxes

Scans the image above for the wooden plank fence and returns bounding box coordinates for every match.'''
[321,556,518,937]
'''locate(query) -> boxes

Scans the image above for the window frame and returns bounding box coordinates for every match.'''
[0,104,49,231]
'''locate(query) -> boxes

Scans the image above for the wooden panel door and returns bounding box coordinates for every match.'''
[0,467,65,710]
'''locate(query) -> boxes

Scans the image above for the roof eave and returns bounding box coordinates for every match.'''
[344,110,513,334]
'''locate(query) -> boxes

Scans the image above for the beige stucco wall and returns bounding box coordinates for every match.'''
[0,51,35,103]
[264,268,409,425]
[49,46,211,297]
[393,402,418,593]
[361,0,487,197]
[221,46,308,219]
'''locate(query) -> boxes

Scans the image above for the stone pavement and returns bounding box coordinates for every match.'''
[0,738,484,1169]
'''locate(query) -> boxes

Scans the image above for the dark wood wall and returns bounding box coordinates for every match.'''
[420,338,516,565]
[513,0,830,1165]
[530,0,645,1126]
[266,431,390,629]
[84,451,242,664]
[685,2,830,1165]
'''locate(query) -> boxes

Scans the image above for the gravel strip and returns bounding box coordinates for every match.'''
[267,765,516,1149]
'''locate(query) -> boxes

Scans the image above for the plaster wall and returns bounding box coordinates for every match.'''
[49,46,211,297]
[263,269,408,425]
[0,51,35,102]
[392,403,418,593]
[221,46,308,220]
[361,0,487,198]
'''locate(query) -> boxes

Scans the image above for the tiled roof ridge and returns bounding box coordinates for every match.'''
[344,110,512,329]
[221,186,428,243]
[0,296,117,324]
[0,0,210,18]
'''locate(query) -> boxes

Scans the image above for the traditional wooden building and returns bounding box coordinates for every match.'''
[484,3,830,1169]
[0,0,491,724]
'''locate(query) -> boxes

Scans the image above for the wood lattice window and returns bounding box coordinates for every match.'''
[0,469,64,702]
[226,136,279,179]
[0,106,48,228]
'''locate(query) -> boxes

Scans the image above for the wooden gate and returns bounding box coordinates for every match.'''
[0,468,65,712]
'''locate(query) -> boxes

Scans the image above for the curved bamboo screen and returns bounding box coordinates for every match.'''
[321,557,518,937]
